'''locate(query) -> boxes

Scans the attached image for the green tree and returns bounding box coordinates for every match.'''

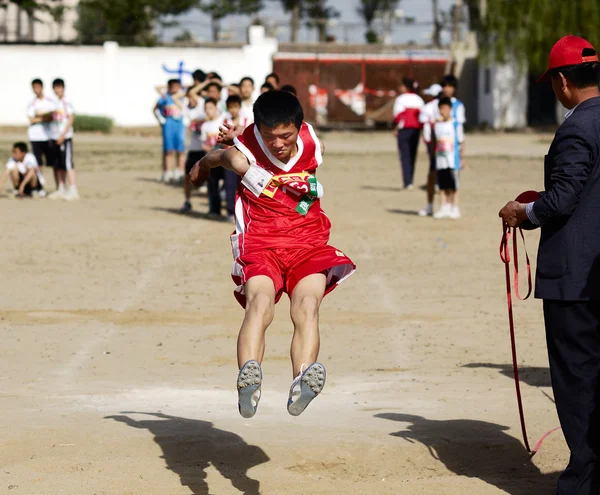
[8,0,45,40]
[472,0,600,72]
[43,0,70,42]
[76,0,198,46]
[173,28,195,43]
[357,0,400,44]
[199,0,263,41]
[277,0,301,42]
[304,0,339,42]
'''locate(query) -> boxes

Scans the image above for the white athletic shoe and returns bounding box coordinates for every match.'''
[64,188,80,201]
[287,362,326,416]
[449,206,461,220]
[48,188,65,200]
[237,360,262,419]
[433,204,452,219]
[418,204,433,217]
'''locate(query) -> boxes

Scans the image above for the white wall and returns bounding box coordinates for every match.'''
[0,26,277,127]
[478,60,528,129]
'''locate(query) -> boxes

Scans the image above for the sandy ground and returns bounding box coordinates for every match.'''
[0,130,567,495]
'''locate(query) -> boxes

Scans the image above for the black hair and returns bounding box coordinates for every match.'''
[52,78,65,88]
[32,78,43,86]
[192,69,207,83]
[402,77,416,92]
[240,76,255,86]
[230,83,240,89]
[261,82,275,91]
[551,58,600,89]
[441,74,458,88]
[207,71,222,81]
[13,142,28,153]
[253,90,304,130]
[168,79,181,86]
[226,95,242,106]
[438,96,453,108]
[205,81,223,92]
[266,72,280,84]
[280,84,297,96]
[204,97,218,106]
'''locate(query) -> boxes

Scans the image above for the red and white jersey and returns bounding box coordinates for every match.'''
[232,122,330,252]
[393,92,424,130]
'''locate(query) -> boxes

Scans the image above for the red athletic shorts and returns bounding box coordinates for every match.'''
[231,245,355,308]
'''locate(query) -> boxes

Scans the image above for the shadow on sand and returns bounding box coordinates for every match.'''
[376,413,560,495]
[106,412,269,495]
[463,362,553,389]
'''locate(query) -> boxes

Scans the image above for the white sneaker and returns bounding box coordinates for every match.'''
[64,188,80,201]
[287,362,326,416]
[433,204,451,219]
[48,188,65,200]
[449,206,461,219]
[418,204,433,217]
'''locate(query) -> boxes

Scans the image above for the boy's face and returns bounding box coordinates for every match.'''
[240,80,254,99]
[32,83,43,97]
[53,85,64,99]
[258,122,299,161]
[442,84,456,98]
[266,76,278,89]
[12,148,26,162]
[206,86,221,101]
[227,102,241,118]
[168,82,181,94]
[205,102,218,120]
[439,104,452,119]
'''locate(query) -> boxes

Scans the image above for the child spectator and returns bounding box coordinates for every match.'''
[265,72,280,90]
[280,84,297,96]
[224,95,250,129]
[180,90,207,214]
[261,82,274,94]
[154,79,186,183]
[0,142,46,197]
[433,97,464,220]
[27,79,57,183]
[239,77,256,123]
[49,78,79,201]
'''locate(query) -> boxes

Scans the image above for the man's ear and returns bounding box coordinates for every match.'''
[558,72,569,91]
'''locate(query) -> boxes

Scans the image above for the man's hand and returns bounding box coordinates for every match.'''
[499,201,528,228]
[218,123,244,146]
[190,160,210,186]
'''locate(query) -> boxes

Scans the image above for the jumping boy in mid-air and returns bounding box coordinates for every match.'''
[190,90,355,418]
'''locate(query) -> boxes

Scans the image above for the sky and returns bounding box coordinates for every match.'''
[159,0,457,45]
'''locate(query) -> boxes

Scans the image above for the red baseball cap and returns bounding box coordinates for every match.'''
[537,35,599,83]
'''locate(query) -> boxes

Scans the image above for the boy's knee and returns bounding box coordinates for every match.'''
[290,295,320,325]
[246,292,275,322]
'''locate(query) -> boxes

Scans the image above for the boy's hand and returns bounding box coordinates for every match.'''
[56,136,65,146]
[218,123,244,146]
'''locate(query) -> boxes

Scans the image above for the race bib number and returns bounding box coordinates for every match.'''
[242,164,273,198]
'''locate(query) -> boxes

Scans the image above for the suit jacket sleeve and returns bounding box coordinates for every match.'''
[532,121,593,225]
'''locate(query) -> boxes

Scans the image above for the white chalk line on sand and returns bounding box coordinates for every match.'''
[52,243,181,388]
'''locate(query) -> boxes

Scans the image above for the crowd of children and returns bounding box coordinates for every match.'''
[153,69,299,220]
[393,74,466,219]
[2,78,79,200]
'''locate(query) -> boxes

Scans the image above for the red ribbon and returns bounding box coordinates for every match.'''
[500,221,560,456]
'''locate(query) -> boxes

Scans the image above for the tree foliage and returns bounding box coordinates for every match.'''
[76,0,198,45]
[357,0,400,44]
[473,0,600,72]
[199,0,263,41]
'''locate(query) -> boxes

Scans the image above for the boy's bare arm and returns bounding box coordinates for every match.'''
[190,147,249,186]
[18,169,35,194]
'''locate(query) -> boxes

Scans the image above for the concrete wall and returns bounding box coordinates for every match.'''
[477,60,528,129]
[0,27,277,127]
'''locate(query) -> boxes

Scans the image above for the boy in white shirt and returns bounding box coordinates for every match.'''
[49,78,79,200]
[27,79,57,179]
[433,97,465,220]
[0,142,46,197]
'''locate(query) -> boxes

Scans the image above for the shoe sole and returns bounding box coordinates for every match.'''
[287,362,326,417]
[237,360,262,419]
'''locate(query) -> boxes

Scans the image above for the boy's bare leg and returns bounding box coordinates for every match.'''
[9,169,20,188]
[290,273,326,378]
[237,275,276,369]
[178,152,186,175]
[165,151,175,172]
[184,174,192,201]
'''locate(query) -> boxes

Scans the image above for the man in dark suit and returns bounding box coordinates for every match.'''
[499,35,600,495]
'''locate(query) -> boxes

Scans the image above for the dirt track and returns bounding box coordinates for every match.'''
[1,130,566,494]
